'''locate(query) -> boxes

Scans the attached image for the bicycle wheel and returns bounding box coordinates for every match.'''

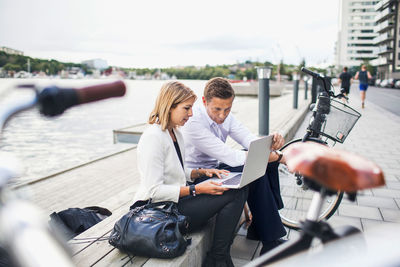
[278,138,343,230]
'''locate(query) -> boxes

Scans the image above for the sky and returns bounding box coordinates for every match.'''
[0,0,340,68]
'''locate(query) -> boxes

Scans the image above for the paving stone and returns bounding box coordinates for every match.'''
[232,257,250,267]
[358,189,373,196]
[385,181,400,190]
[338,204,382,220]
[236,223,248,236]
[360,218,400,232]
[230,235,260,261]
[384,174,400,182]
[357,195,398,209]
[328,214,362,230]
[395,198,400,208]
[287,228,301,240]
[383,169,400,176]
[380,208,400,223]
[249,242,263,260]
[341,197,358,205]
[372,188,400,198]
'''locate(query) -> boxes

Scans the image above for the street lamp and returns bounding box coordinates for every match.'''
[293,72,299,109]
[256,66,272,80]
[256,66,272,136]
[303,75,309,100]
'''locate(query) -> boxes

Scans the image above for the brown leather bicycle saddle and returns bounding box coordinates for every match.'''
[283,142,385,192]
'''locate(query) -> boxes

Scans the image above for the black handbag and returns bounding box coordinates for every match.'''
[108,200,191,258]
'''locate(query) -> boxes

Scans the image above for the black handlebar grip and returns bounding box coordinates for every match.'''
[76,80,126,104]
[38,81,126,117]
[301,67,321,79]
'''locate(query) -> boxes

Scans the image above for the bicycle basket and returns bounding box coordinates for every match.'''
[319,99,361,143]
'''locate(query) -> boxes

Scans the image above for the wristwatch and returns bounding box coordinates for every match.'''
[189,184,196,196]
[273,150,283,163]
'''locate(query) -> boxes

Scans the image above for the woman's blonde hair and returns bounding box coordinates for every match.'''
[148,81,196,130]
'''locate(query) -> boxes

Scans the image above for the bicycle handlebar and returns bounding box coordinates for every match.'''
[38,80,126,117]
[301,67,346,99]
[301,67,322,80]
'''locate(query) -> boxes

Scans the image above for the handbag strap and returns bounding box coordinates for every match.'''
[145,201,177,212]
[130,200,179,217]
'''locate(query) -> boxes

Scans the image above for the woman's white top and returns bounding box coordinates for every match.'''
[133,123,193,203]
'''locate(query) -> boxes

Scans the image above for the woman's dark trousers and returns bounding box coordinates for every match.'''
[178,186,248,264]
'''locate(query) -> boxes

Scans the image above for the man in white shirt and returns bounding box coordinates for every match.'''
[182,77,287,255]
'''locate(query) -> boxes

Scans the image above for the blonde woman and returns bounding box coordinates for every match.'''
[132,81,248,267]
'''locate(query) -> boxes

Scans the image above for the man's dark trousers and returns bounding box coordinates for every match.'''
[218,161,287,242]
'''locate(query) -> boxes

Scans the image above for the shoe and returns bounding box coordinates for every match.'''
[246,223,259,240]
[362,102,365,109]
[260,239,287,255]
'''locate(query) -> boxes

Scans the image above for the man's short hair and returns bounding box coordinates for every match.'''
[204,77,235,101]
[343,67,348,71]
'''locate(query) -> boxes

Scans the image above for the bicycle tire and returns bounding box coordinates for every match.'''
[278,138,344,230]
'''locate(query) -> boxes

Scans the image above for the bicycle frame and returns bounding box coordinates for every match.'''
[246,190,361,266]
[0,81,126,267]
[0,86,75,267]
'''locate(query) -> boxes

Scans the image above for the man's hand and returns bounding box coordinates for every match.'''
[271,133,285,150]
[202,168,230,179]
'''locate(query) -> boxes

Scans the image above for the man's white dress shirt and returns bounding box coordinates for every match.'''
[182,104,257,168]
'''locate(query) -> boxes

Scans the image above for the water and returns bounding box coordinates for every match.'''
[0,78,208,185]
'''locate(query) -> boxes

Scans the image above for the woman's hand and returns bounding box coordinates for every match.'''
[202,168,230,179]
[196,180,229,195]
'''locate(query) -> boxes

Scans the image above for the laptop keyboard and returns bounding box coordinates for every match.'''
[222,174,242,186]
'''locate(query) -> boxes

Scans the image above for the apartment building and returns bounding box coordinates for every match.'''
[81,58,108,70]
[0,46,24,56]
[371,0,400,79]
[336,0,379,70]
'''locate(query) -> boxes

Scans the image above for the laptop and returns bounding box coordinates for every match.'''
[204,135,274,189]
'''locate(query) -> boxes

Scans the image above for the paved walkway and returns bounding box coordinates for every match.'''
[230,85,400,266]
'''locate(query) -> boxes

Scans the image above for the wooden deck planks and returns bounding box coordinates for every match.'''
[16,148,140,215]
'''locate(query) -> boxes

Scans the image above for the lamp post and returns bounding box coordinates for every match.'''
[257,66,272,136]
[293,72,299,109]
[304,75,309,100]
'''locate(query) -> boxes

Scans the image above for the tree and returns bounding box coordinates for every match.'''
[3,63,22,71]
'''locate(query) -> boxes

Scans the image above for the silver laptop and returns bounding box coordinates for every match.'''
[205,135,273,189]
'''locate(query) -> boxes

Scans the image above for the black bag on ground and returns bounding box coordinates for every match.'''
[49,206,112,240]
[108,200,191,259]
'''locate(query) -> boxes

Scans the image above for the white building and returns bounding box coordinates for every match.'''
[81,58,108,70]
[371,0,400,79]
[0,46,23,56]
[336,0,380,70]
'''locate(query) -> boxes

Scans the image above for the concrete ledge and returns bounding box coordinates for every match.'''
[280,101,310,142]
[113,123,147,144]
[143,220,214,267]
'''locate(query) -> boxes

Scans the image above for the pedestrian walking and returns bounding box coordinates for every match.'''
[354,65,372,108]
[338,66,352,103]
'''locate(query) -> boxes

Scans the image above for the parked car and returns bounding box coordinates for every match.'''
[380,79,389,88]
[387,79,396,88]
[368,76,376,86]
[394,80,400,89]
[375,79,381,87]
